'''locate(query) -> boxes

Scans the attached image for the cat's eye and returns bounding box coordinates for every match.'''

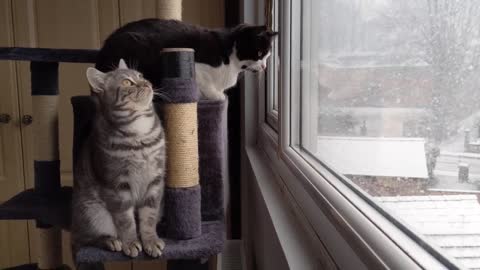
[122,79,133,86]
[258,51,262,57]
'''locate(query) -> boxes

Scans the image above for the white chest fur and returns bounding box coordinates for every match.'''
[195,62,240,99]
[126,115,155,134]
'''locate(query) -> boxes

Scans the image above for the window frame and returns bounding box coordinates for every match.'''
[265,0,279,130]
[255,0,463,269]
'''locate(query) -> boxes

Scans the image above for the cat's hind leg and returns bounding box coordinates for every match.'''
[73,199,121,252]
[87,202,123,251]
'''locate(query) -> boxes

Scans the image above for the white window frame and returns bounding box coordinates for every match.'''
[265,0,279,130]
[249,0,463,269]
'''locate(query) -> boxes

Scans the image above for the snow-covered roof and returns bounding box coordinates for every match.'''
[377,195,480,269]
[315,136,428,178]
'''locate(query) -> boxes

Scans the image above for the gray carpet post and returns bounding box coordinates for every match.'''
[156,48,202,239]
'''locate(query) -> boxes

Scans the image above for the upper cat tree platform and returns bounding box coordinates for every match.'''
[0,47,226,269]
[0,47,98,63]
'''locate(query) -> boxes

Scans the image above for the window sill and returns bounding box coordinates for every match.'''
[243,145,329,269]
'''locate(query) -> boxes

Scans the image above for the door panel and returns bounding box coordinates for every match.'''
[0,0,25,204]
[119,0,157,24]
[11,1,122,269]
[0,0,31,268]
[183,0,225,27]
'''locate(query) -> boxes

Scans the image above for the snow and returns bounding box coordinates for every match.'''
[319,107,428,117]
[318,55,429,68]
[315,136,428,178]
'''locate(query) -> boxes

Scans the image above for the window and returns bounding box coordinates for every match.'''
[265,0,280,129]
[286,0,480,269]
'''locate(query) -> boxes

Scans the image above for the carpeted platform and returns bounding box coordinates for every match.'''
[4,263,71,270]
[0,187,72,229]
[75,221,224,263]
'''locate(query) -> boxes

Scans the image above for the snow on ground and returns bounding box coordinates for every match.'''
[440,110,480,152]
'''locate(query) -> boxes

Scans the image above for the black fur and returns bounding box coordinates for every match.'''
[95,19,278,81]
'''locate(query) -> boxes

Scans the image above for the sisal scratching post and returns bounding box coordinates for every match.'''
[157,48,202,239]
[157,0,182,20]
[31,62,63,269]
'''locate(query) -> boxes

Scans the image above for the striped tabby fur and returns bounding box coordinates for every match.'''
[72,59,166,258]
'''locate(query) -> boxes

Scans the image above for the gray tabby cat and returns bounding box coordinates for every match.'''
[71,59,166,258]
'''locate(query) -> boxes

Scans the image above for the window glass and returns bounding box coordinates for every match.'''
[298,1,480,268]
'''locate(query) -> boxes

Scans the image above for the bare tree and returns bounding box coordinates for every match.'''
[384,0,480,142]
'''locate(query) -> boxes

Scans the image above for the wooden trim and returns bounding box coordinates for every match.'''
[208,255,218,270]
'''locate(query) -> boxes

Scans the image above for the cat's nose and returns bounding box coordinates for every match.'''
[139,82,150,88]
[261,63,266,70]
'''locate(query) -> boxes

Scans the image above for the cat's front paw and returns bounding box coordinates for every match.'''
[122,240,142,257]
[105,237,122,252]
[142,237,165,258]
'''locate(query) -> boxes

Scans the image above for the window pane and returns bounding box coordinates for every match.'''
[299,0,480,268]
[271,0,279,112]
[266,0,280,128]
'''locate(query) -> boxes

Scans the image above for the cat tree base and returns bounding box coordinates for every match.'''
[4,263,71,270]
[0,187,72,229]
[74,221,224,263]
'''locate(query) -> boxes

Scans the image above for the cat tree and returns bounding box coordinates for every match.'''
[0,0,226,269]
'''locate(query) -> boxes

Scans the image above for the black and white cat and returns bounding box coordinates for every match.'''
[95,19,278,100]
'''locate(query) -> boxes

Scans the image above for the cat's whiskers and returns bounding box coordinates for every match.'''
[152,88,172,102]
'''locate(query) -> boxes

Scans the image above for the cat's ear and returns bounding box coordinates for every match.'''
[118,58,128,70]
[258,29,278,38]
[258,30,278,43]
[267,31,279,38]
[232,23,249,33]
[86,67,105,93]
[258,25,267,31]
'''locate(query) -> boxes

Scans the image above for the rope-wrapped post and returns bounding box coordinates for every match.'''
[31,61,63,269]
[157,48,201,239]
[157,0,182,20]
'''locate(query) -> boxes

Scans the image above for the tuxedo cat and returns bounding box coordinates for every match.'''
[95,19,278,100]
